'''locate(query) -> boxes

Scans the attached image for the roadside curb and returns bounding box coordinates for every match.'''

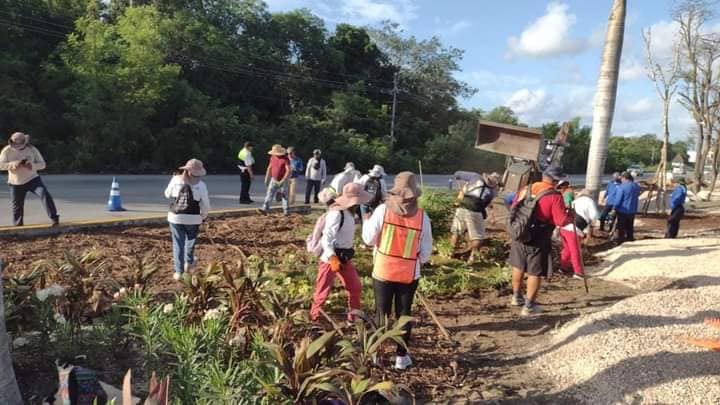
[0,205,312,238]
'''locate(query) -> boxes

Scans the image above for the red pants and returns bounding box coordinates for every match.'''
[310,260,362,321]
[560,229,584,275]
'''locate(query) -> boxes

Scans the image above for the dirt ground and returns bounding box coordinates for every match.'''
[4,211,720,403]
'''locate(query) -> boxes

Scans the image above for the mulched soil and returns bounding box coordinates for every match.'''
[5,211,720,403]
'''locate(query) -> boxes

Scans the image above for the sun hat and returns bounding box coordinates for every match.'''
[389,171,422,199]
[484,172,501,188]
[268,144,287,156]
[368,165,386,178]
[331,182,372,210]
[557,179,570,188]
[9,132,29,148]
[543,165,566,182]
[179,159,207,177]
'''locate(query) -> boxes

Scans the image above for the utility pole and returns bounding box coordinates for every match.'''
[389,72,399,147]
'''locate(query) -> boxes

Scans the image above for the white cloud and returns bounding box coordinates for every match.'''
[644,20,681,62]
[505,89,550,116]
[506,2,587,59]
[339,0,418,27]
[435,20,472,37]
[620,59,646,81]
[264,0,418,27]
[624,98,654,114]
[458,70,539,88]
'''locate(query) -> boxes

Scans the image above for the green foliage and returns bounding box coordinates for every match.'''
[418,188,455,236]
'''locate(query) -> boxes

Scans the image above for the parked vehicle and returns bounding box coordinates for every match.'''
[627,165,644,178]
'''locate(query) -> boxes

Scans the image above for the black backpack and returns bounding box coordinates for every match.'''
[364,177,383,207]
[507,188,557,243]
[170,183,201,215]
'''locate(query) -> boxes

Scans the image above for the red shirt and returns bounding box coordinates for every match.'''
[514,181,570,227]
[269,155,290,181]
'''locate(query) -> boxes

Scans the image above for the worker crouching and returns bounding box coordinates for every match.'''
[310,182,372,323]
[362,172,433,370]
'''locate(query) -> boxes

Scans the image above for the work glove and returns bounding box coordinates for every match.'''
[329,255,342,272]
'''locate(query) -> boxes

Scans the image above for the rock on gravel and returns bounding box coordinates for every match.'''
[591,237,720,287]
[529,286,720,404]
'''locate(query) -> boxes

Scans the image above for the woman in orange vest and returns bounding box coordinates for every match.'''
[362,172,433,370]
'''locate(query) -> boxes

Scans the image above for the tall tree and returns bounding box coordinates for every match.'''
[675,0,720,193]
[643,24,681,210]
[585,0,626,198]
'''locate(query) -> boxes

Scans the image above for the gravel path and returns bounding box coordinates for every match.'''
[530,286,720,404]
[590,237,720,288]
[525,237,720,404]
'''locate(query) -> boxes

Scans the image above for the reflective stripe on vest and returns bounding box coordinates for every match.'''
[373,208,424,284]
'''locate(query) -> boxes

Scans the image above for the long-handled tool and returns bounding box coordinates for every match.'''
[570,209,589,294]
[417,292,455,344]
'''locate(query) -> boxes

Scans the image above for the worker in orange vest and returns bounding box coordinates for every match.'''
[362,172,433,371]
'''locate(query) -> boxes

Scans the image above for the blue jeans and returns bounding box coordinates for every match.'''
[262,179,288,214]
[169,223,199,274]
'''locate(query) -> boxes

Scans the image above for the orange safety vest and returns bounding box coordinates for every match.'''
[373,208,424,284]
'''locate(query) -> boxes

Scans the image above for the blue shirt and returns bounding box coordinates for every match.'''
[669,185,687,210]
[605,180,621,206]
[504,192,516,207]
[614,181,641,214]
[290,156,304,178]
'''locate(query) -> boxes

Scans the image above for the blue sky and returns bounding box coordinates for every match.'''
[265,0,705,140]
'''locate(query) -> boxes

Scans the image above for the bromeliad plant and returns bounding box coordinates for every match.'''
[258,331,342,403]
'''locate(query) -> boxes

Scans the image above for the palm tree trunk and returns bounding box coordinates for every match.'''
[585,0,627,199]
[0,260,22,405]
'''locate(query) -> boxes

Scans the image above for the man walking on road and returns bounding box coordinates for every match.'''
[260,144,291,215]
[508,166,570,316]
[287,147,304,206]
[599,172,621,231]
[237,141,255,204]
[666,178,687,239]
[305,149,326,204]
[613,172,641,244]
[0,132,59,227]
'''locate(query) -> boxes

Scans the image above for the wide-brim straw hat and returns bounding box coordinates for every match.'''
[389,171,421,199]
[9,132,29,148]
[369,165,386,178]
[332,182,372,210]
[179,158,207,177]
[268,144,287,156]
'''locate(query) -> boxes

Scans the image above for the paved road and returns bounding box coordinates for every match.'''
[0,173,609,227]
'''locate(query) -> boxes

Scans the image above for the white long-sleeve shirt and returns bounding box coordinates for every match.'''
[164,176,211,225]
[320,209,355,262]
[306,157,327,182]
[362,204,433,280]
[329,170,361,194]
[561,195,599,236]
[0,145,47,185]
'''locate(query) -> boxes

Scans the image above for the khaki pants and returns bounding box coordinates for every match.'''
[288,178,298,206]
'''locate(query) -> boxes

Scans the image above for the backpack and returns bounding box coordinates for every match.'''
[364,177,383,207]
[306,211,346,257]
[170,183,200,215]
[507,188,557,243]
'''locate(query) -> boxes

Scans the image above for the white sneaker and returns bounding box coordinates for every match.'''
[394,354,412,370]
[184,261,196,273]
[173,272,182,281]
